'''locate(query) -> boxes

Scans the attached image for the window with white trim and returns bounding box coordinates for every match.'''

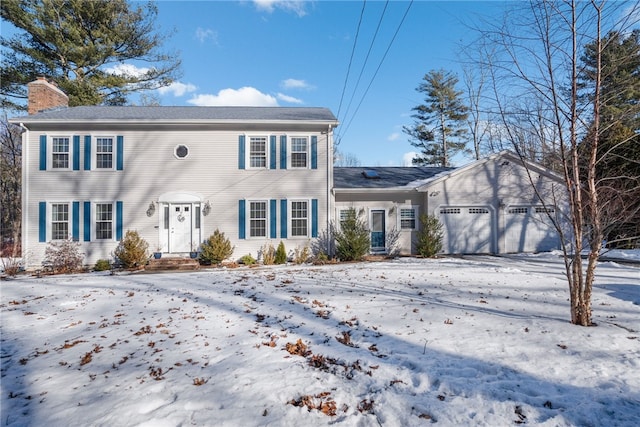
[51,203,69,240]
[290,137,308,168]
[52,137,70,169]
[95,203,113,240]
[96,137,114,169]
[400,207,417,230]
[249,201,267,237]
[291,200,309,237]
[249,136,267,168]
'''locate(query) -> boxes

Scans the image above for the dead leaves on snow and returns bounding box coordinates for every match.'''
[288,392,341,416]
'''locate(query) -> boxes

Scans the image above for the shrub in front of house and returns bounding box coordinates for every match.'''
[293,242,311,264]
[260,242,276,265]
[275,241,287,264]
[199,229,234,265]
[334,208,370,261]
[43,237,84,273]
[415,214,443,257]
[113,230,149,268]
[94,259,111,271]
[241,254,256,265]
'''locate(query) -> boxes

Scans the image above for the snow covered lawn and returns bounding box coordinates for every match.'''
[1,253,639,426]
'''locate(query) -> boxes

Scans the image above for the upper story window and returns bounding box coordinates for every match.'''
[51,203,69,240]
[52,137,70,169]
[290,200,309,237]
[290,137,308,168]
[249,201,267,237]
[249,136,267,168]
[95,203,113,240]
[96,137,113,169]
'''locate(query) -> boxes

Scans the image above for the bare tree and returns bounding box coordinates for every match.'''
[0,114,21,257]
[475,0,639,326]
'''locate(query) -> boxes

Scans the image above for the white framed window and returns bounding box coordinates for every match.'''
[95,137,114,169]
[51,137,70,169]
[51,203,69,240]
[290,200,309,237]
[249,201,267,237]
[399,207,418,230]
[95,203,113,240]
[290,137,308,168]
[249,136,267,168]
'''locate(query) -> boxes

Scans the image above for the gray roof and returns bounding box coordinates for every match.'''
[334,166,453,189]
[12,106,338,123]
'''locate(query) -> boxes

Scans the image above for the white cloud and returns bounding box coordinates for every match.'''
[157,82,197,97]
[104,63,150,77]
[253,0,308,17]
[402,151,418,167]
[195,27,218,44]
[187,87,278,106]
[387,132,401,142]
[281,78,313,90]
[276,93,303,104]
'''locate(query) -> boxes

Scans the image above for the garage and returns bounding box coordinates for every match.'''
[504,205,560,253]
[438,206,495,254]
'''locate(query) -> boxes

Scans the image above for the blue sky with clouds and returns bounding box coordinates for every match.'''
[146,0,511,166]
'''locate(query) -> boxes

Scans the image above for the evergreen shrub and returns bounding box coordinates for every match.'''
[199,229,234,264]
[113,230,149,268]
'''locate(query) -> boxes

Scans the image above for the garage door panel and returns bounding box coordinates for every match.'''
[505,206,560,253]
[439,206,493,254]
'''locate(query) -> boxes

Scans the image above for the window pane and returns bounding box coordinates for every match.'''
[249,137,267,168]
[400,208,416,229]
[96,138,113,169]
[51,203,69,240]
[291,201,308,236]
[95,203,113,239]
[52,137,69,168]
[290,137,307,168]
[250,201,266,237]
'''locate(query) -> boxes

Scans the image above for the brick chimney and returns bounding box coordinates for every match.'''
[27,77,69,114]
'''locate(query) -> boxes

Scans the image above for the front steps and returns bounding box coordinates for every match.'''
[146,256,200,272]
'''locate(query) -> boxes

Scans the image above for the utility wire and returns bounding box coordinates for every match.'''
[336,0,367,125]
[340,0,413,142]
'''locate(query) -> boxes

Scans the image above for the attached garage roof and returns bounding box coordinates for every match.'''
[334,166,452,190]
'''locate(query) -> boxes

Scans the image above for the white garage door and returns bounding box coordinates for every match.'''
[505,205,560,253]
[438,206,494,254]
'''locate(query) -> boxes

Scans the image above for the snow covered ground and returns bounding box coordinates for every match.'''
[1,253,638,426]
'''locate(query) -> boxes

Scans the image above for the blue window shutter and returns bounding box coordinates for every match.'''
[116,201,123,240]
[116,136,124,170]
[311,199,318,238]
[72,201,80,240]
[280,135,287,169]
[39,135,47,170]
[238,135,246,169]
[238,200,246,239]
[73,136,80,170]
[83,202,91,241]
[311,135,318,169]
[84,136,91,170]
[280,199,288,238]
[39,202,46,242]
[270,199,277,238]
[270,136,277,169]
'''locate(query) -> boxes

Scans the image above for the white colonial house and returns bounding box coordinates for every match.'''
[11,78,566,269]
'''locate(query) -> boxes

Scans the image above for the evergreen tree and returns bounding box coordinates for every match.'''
[403,69,469,167]
[0,0,180,110]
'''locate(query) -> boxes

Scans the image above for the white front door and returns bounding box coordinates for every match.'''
[169,204,192,252]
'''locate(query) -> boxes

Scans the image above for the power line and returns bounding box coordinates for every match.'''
[339,0,413,142]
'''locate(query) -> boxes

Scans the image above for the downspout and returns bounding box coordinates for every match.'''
[19,123,29,268]
[327,125,333,256]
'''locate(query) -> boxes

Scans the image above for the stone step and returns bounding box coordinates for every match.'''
[146,257,200,271]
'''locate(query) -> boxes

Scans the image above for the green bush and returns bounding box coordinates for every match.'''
[113,230,149,268]
[415,214,443,257]
[334,208,370,261]
[199,229,234,264]
[275,241,287,264]
[241,254,256,265]
[260,242,276,265]
[94,259,111,271]
[43,237,84,273]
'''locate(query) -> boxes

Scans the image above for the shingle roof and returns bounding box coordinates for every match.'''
[12,106,338,123]
[334,166,453,189]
